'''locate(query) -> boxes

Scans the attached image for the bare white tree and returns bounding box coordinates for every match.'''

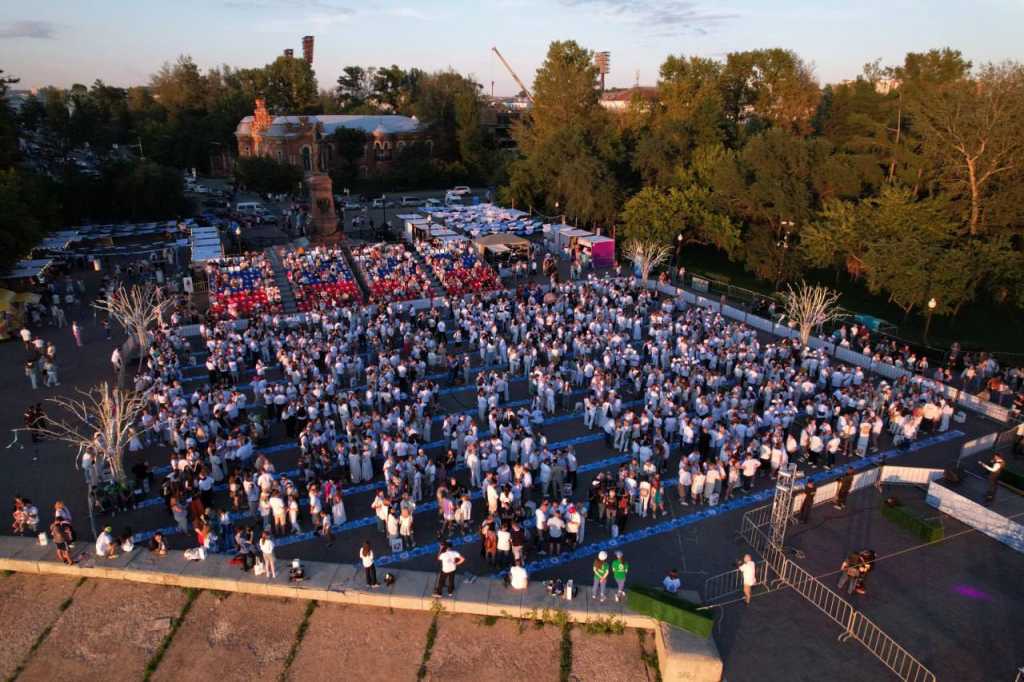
[93,284,175,371]
[26,382,146,485]
[624,239,672,284]
[783,281,844,346]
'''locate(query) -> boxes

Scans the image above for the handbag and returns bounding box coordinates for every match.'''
[253,560,266,576]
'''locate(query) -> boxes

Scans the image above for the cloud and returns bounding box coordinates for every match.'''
[386,7,427,19]
[559,0,736,36]
[0,20,57,40]
[223,0,354,15]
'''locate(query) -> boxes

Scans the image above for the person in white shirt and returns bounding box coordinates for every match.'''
[739,554,756,604]
[95,526,117,558]
[508,562,529,590]
[662,569,681,594]
[259,531,276,578]
[433,542,464,597]
[359,541,379,587]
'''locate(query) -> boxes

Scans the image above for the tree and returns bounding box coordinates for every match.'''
[262,55,319,113]
[624,239,671,283]
[620,171,739,254]
[720,49,821,136]
[93,284,176,372]
[234,156,303,195]
[782,282,843,346]
[505,41,624,226]
[907,61,1024,236]
[29,383,145,488]
[337,66,374,111]
[633,55,728,186]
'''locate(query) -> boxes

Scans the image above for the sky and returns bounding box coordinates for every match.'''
[0,0,1021,96]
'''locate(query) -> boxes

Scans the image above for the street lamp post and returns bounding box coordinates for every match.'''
[235,226,242,256]
[924,297,937,344]
[775,220,794,290]
[382,193,387,237]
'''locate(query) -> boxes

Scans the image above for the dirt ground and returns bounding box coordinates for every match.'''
[422,614,562,682]
[18,578,189,682]
[285,604,432,681]
[569,627,652,682]
[152,591,306,682]
[0,573,79,680]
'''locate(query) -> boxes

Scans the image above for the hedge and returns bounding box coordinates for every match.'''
[1000,466,1024,492]
[626,585,714,639]
[880,502,944,542]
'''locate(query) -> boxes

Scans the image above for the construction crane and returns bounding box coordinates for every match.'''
[491,46,533,103]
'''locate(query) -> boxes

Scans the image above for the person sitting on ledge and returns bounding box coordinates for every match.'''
[662,568,681,594]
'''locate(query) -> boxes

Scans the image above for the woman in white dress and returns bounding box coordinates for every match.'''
[331,491,347,526]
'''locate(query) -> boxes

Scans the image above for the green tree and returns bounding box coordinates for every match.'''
[720,48,820,136]
[234,155,303,194]
[633,55,727,187]
[504,40,623,226]
[262,55,319,113]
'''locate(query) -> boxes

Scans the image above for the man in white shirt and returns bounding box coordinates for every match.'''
[433,542,464,597]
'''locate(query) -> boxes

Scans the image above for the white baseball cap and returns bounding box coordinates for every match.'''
[598,551,608,560]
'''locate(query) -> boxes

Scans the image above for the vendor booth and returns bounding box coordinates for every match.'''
[555,228,592,256]
[473,233,531,268]
[579,234,615,268]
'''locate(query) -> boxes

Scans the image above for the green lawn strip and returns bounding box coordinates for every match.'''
[416,601,445,680]
[879,501,944,542]
[626,586,714,639]
[142,587,200,682]
[558,620,573,682]
[278,600,318,682]
[6,577,88,682]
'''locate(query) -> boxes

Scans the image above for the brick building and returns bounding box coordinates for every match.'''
[235,99,429,177]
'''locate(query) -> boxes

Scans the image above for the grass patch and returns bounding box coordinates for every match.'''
[479,615,499,626]
[142,588,200,682]
[416,611,442,680]
[558,621,573,682]
[626,586,714,639]
[637,630,662,682]
[4,576,88,681]
[582,614,626,635]
[278,600,318,682]
[880,499,944,542]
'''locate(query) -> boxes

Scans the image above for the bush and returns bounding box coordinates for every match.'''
[880,501,944,542]
[626,585,714,639]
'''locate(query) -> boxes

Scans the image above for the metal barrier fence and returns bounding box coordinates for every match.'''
[843,612,938,682]
[736,506,938,682]
[780,558,857,635]
[702,560,772,603]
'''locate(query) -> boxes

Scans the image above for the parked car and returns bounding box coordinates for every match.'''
[400,196,420,206]
[342,200,362,210]
[450,186,471,196]
[423,198,442,209]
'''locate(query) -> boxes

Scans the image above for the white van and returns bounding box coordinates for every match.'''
[235,202,263,213]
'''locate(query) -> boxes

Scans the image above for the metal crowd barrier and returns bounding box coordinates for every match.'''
[736,507,938,682]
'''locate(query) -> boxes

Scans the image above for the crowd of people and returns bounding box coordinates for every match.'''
[205,254,282,320]
[350,243,436,303]
[282,245,362,312]
[416,240,502,297]
[7,257,1013,605]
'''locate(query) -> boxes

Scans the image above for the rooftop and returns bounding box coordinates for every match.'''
[236,114,421,138]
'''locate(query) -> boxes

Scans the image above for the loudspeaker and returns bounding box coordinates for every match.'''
[943,462,963,485]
